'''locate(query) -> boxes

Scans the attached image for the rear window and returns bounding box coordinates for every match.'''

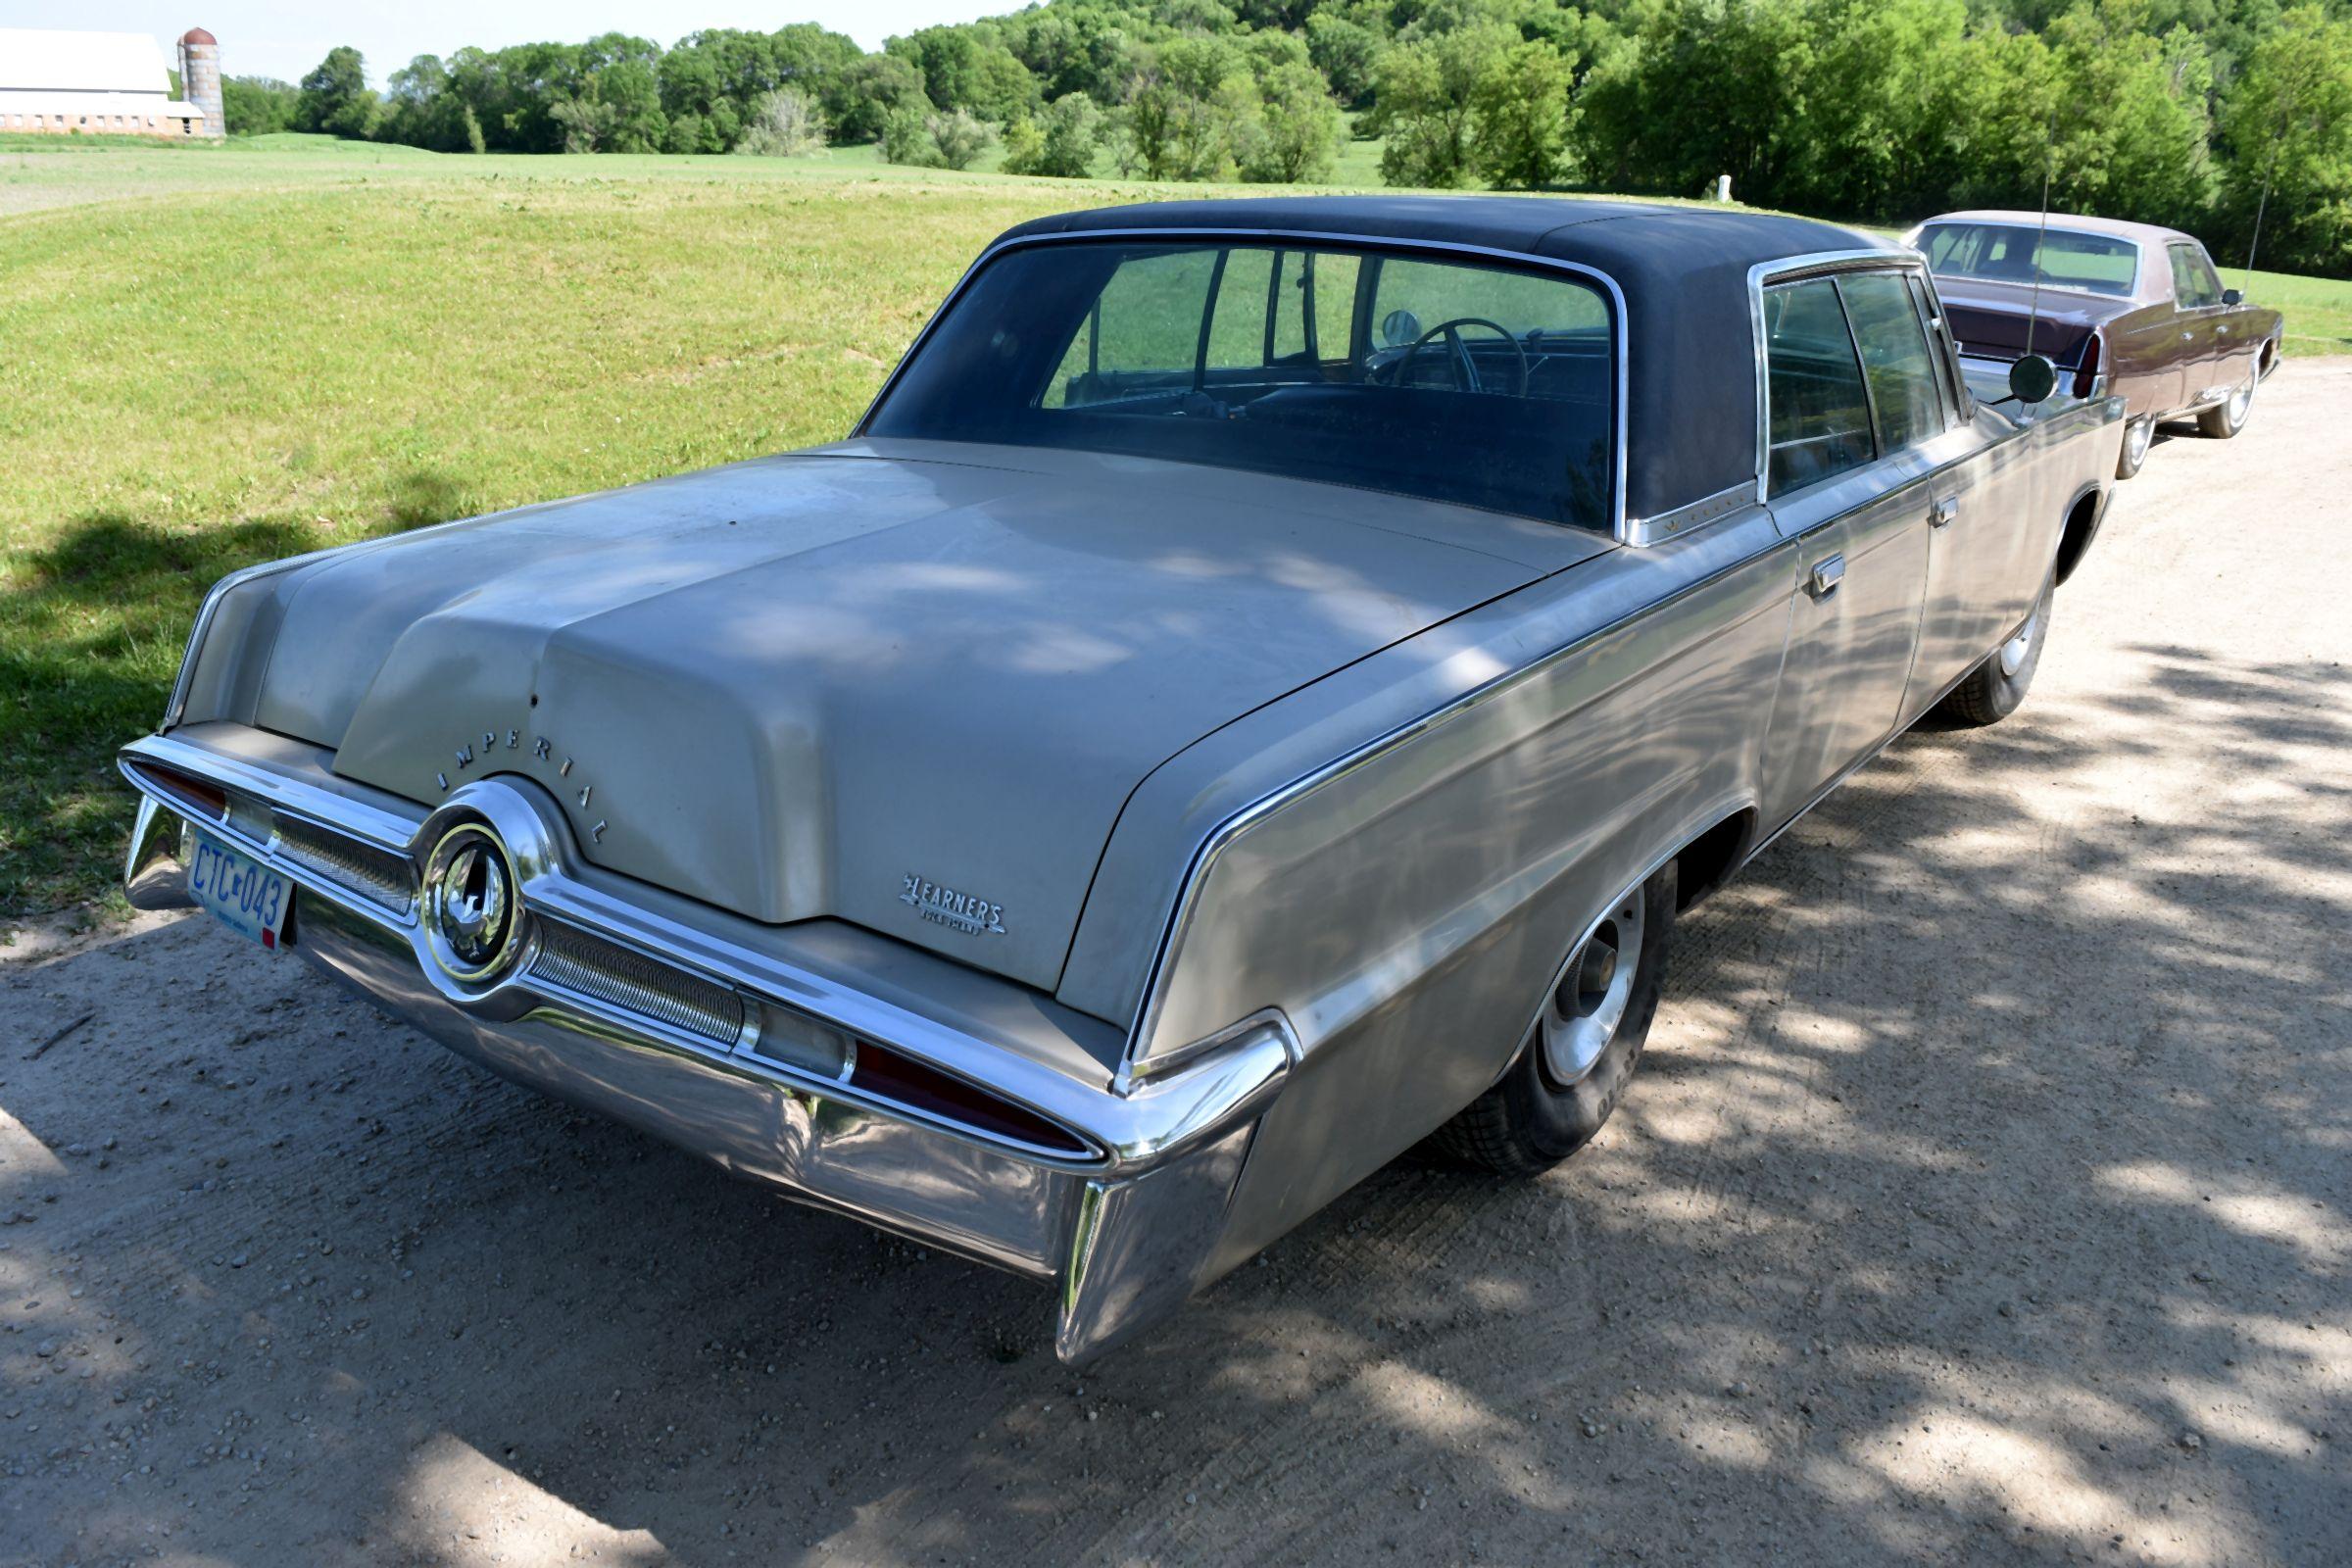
[1917,222,2138,298]
[866,240,1618,530]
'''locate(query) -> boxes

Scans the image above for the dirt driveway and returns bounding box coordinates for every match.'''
[6,365,2348,1567]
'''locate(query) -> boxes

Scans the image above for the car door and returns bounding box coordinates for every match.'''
[2182,241,2259,391]
[2166,242,2228,407]
[1904,269,2038,707]
[1755,270,1934,829]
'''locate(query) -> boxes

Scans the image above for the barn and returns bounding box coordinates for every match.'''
[0,27,223,139]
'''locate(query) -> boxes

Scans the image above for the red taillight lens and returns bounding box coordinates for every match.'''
[849,1042,1091,1157]
[2074,332,2102,398]
[127,760,226,820]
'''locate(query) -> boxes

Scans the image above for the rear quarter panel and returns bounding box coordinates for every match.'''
[1070,513,1802,1277]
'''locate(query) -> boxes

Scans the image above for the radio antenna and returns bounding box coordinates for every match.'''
[2023,106,2056,367]
[2243,155,2277,291]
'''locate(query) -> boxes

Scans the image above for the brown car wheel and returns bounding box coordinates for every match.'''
[1430,860,1678,1177]
[2116,416,2153,479]
[2198,375,2254,439]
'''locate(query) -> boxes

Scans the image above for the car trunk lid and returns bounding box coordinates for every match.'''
[252,444,1602,997]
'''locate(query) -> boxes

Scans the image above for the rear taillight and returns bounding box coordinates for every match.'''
[848,1041,1092,1157]
[2074,332,2102,398]
[126,760,226,820]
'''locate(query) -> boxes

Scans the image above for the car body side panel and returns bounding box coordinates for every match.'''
[2106,301,2190,418]
[1093,515,1799,1271]
[1757,468,1932,827]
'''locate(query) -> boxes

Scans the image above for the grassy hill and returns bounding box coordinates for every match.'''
[2,136,2346,914]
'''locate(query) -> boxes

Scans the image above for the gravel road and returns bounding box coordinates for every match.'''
[6,365,2348,1567]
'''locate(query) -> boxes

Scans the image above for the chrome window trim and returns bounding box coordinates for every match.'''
[855,224,1634,545]
[1621,480,1754,547]
[1748,248,1930,508]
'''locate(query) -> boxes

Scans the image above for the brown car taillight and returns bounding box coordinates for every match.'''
[848,1041,1092,1157]
[2074,331,2102,398]
[126,760,227,821]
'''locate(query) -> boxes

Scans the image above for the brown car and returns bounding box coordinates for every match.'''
[1909,211,2284,477]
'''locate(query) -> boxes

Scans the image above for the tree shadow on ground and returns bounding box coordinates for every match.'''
[2,643,2346,1565]
[2,487,468,914]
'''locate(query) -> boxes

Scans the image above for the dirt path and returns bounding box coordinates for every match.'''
[6,366,2348,1567]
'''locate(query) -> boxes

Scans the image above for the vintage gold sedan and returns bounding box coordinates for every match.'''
[121,198,2125,1361]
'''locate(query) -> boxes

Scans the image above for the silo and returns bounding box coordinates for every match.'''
[178,26,223,138]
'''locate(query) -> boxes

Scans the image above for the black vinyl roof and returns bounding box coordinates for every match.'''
[996,196,1886,524]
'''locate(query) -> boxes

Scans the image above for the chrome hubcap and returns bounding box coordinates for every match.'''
[1998,605,2039,677]
[2127,418,2152,466]
[1539,886,1646,1087]
[2228,380,2252,425]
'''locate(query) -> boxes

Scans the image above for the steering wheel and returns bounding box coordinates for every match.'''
[1396,317,1530,396]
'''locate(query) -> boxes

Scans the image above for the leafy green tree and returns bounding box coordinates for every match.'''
[928,108,998,170]
[1568,0,1814,205]
[220,75,299,136]
[1244,62,1346,180]
[1306,12,1385,106]
[826,53,928,143]
[295,46,379,140]
[1127,37,1263,180]
[2217,4,2352,274]
[891,25,1042,121]
[879,103,938,165]
[2040,0,2218,228]
[1470,40,1573,188]
[1790,0,1969,217]
[1376,23,1512,188]
[1003,91,1105,176]
[734,88,830,156]
[548,93,618,153]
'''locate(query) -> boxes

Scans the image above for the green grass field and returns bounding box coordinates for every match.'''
[3,134,2346,914]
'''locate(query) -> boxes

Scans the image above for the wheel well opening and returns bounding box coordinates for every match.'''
[1675,810,1753,913]
[2054,488,2103,587]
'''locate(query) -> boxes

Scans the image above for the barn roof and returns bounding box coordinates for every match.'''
[0,29,172,95]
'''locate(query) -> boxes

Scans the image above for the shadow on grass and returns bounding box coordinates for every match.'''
[2,638,2346,1563]
[0,477,501,913]
[0,512,313,915]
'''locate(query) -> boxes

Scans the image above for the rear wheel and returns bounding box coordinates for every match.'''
[2198,374,2253,439]
[1939,570,2053,727]
[2116,415,2153,479]
[1430,861,1678,1176]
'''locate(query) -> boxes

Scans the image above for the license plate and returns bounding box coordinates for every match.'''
[187,828,291,951]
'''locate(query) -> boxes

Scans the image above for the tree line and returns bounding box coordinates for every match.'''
[220,0,2352,277]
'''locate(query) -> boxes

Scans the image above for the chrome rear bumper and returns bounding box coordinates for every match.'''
[121,732,1293,1363]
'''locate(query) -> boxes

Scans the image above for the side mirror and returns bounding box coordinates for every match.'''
[2008,353,2058,406]
[2222,287,2243,306]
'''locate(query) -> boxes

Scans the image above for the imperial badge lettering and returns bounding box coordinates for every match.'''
[899,873,1006,936]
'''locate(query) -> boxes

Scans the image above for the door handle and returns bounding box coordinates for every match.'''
[1930,497,1959,529]
[1806,555,1845,599]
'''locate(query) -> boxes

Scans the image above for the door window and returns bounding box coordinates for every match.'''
[2170,244,2222,309]
[1838,270,1948,454]
[1765,278,1876,496]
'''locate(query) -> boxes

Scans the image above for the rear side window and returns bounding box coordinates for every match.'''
[1839,270,1947,453]
[1765,278,1875,496]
